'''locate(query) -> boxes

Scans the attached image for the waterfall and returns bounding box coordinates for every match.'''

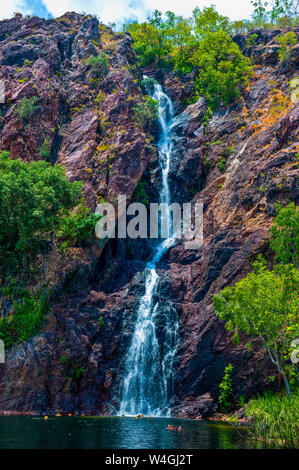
[118,80,179,417]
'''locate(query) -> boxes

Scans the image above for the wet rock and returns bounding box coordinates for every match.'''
[0,19,298,417]
[175,393,216,419]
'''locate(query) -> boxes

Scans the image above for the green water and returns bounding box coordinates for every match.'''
[0,416,280,449]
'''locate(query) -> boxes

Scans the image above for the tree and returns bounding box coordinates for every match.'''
[192,6,230,38]
[270,203,299,266]
[219,364,234,411]
[124,7,252,110]
[270,0,299,19]
[213,259,298,396]
[230,20,251,34]
[251,0,269,27]
[0,151,99,264]
[125,21,168,67]
[251,0,298,25]
[213,203,299,396]
[192,31,252,109]
[276,32,297,63]
[164,13,194,73]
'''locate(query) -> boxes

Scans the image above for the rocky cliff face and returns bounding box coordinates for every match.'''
[0,14,298,417]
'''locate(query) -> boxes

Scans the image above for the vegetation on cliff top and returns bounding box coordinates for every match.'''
[124,7,253,109]
[124,2,297,109]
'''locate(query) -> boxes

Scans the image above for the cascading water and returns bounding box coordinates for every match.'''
[118,81,179,417]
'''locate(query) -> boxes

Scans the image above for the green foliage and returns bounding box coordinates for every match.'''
[141,77,158,94]
[98,316,105,329]
[192,6,230,38]
[218,364,234,411]
[71,366,85,381]
[15,96,40,121]
[251,0,269,27]
[56,199,101,248]
[124,21,168,67]
[23,59,33,67]
[277,32,297,62]
[0,291,49,349]
[251,0,298,27]
[203,107,213,128]
[226,146,233,156]
[86,52,109,76]
[133,96,158,131]
[214,259,298,396]
[0,151,98,265]
[134,181,149,205]
[88,77,100,89]
[94,90,106,107]
[214,203,299,396]
[39,136,51,159]
[230,20,251,34]
[246,33,259,47]
[192,31,252,110]
[61,355,67,365]
[245,390,299,448]
[218,156,226,173]
[125,7,252,110]
[270,203,299,266]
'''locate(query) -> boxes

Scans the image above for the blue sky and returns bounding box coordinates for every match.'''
[1,0,254,23]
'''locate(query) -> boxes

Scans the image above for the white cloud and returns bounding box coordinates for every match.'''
[0,0,254,23]
[43,0,149,23]
[144,0,253,20]
[0,1,19,20]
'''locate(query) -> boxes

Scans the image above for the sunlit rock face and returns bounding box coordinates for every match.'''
[0,14,298,417]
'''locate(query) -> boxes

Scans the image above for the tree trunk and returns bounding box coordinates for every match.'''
[267,347,292,397]
[281,371,292,397]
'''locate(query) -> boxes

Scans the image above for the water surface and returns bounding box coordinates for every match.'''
[0,416,278,449]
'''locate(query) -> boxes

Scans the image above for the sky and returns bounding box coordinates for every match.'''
[1,0,254,23]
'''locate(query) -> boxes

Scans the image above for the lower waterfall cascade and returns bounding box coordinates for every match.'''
[118,80,180,417]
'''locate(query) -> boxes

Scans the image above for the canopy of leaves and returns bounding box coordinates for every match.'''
[213,260,298,350]
[270,202,299,266]
[0,151,99,265]
[251,0,298,27]
[192,6,230,37]
[124,7,253,109]
[277,31,298,62]
[192,31,252,109]
[213,203,299,394]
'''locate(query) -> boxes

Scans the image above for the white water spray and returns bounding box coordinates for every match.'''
[118,80,179,416]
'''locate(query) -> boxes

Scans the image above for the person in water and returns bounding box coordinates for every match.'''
[167,425,182,431]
